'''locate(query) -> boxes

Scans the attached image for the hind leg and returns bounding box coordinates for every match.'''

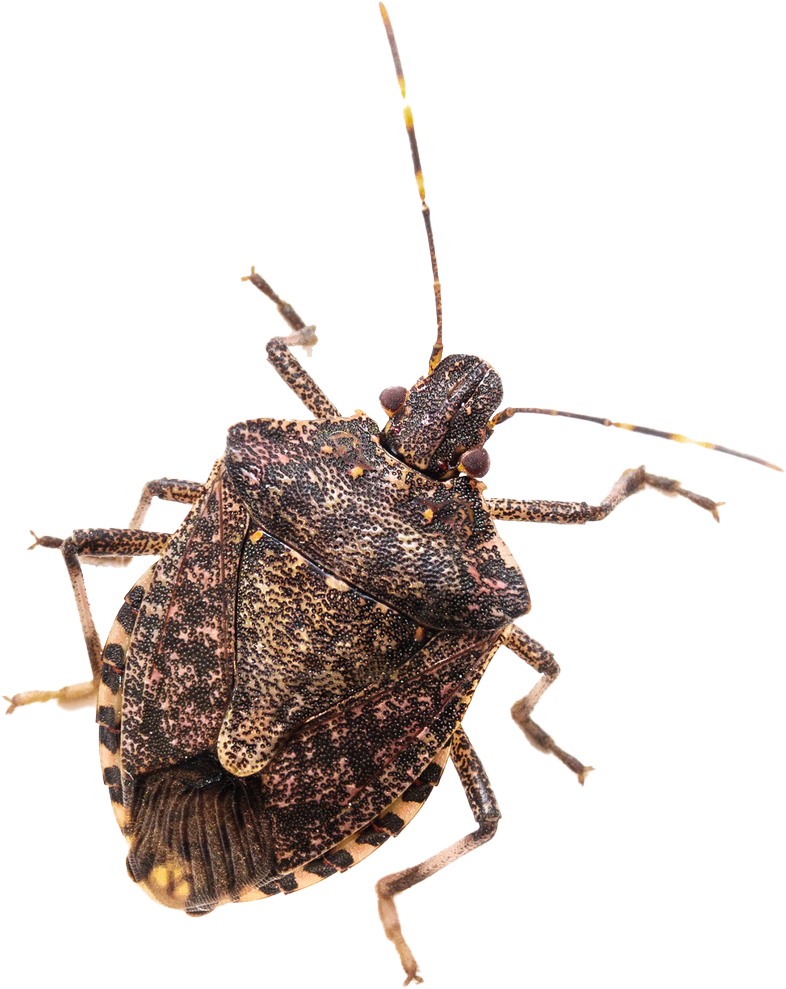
[5,528,170,713]
[376,726,500,984]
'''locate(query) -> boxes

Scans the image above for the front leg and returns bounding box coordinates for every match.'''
[243,267,339,418]
[487,465,723,524]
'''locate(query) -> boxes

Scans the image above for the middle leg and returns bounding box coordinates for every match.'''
[6,528,170,713]
[502,624,593,785]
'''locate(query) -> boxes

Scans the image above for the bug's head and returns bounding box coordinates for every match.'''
[379,354,502,480]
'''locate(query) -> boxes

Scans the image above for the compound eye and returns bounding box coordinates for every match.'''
[379,385,408,416]
[459,446,491,478]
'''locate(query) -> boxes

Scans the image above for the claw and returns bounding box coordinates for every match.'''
[27,531,63,550]
[240,265,257,281]
[578,766,595,786]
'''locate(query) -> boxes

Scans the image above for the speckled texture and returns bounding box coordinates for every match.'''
[380,354,502,478]
[258,628,500,871]
[121,460,248,775]
[102,412,512,913]
[226,413,530,630]
[218,529,437,777]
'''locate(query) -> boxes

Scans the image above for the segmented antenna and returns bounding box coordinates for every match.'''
[489,407,782,471]
[379,3,443,373]
[379,6,778,475]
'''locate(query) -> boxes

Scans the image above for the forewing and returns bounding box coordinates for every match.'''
[258,629,500,871]
[122,461,248,774]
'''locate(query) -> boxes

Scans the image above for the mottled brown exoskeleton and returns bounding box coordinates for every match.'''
[4,4,783,987]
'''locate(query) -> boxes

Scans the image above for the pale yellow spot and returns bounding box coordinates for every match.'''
[151,866,171,888]
[618,422,635,431]
[174,881,190,900]
[145,861,191,908]
[415,169,425,200]
[404,104,414,130]
[671,433,691,444]
[423,507,434,522]
[321,444,334,454]
[249,530,263,544]
[350,466,364,479]
[326,575,351,593]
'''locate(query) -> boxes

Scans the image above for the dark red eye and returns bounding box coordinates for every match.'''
[379,386,407,415]
[459,447,490,478]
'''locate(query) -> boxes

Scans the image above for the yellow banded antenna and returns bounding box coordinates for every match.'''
[489,407,782,471]
[379,3,443,373]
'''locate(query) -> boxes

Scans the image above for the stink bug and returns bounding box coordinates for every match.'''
[3,1,778,984]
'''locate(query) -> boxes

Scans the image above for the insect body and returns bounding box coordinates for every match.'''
[3,4,782,987]
[95,407,529,910]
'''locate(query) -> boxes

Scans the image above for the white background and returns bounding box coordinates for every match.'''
[1,2,783,988]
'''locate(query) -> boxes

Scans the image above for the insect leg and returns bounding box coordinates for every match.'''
[6,528,170,714]
[486,464,723,523]
[376,725,500,985]
[502,625,593,785]
[127,477,205,530]
[243,267,340,417]
[61,530,170,679]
